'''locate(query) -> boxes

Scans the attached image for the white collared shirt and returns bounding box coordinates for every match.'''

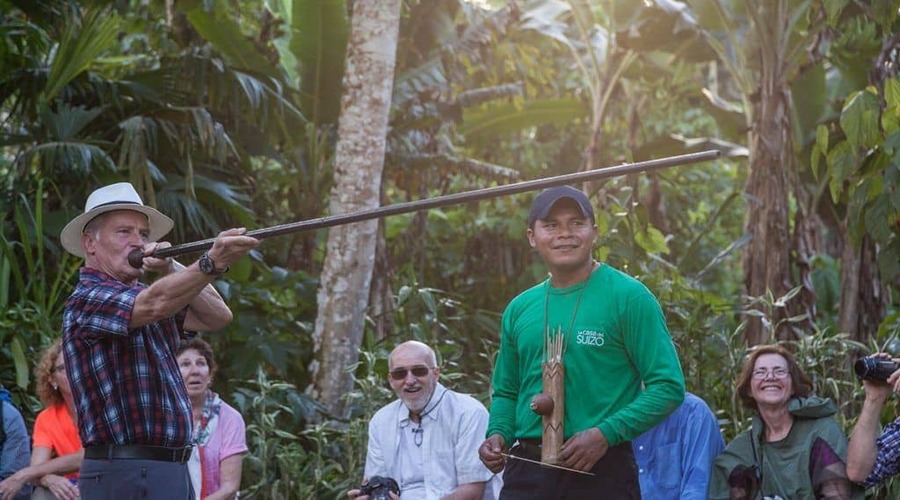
[397,419,426,496]
[365,383,500,499]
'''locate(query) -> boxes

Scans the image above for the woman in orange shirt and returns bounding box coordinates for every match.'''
[0,340,82,500]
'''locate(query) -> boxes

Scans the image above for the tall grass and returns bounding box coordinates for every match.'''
[1,179,78,412]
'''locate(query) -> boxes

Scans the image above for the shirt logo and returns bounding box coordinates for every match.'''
[575,329,604,347]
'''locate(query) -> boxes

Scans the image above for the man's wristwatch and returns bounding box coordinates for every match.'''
[198,252,228,276]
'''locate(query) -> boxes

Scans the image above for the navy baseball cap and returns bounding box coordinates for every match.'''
[528,185,594,227]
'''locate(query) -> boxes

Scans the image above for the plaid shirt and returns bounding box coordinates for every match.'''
[863,417,900,488]
[62,267,192,448]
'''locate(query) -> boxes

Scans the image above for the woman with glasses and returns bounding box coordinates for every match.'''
[175,337,247,499]
[0,340,82,500]
[709,344,861,499]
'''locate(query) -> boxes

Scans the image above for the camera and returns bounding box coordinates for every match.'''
[854,357,900,381]
[359,476,400,500]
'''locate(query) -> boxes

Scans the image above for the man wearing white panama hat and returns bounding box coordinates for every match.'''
[59,182,258,499]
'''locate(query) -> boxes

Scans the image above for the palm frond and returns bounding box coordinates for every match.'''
[460,98,588,136]
[118,115,151,176]
[292,0,348,124]
[39,102,105,140]
[155,174,255,241]
[179,0,279,79]
[145,55,305,145]
[23,141,115,176]
[44,6,120,102]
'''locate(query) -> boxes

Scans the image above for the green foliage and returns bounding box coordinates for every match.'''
[829,15,882,91]
[287,0,349,124]
[44,6,120,101]
[813,76,900,282]
[0,178,77,412]
[371,281,500,402]
[1,1,898,498]
[210,265,319,401]
[235,369,321,499]
[237,355,390,499]
[179,0,279,79]
[841,89,882,151]
[460,98,588,137]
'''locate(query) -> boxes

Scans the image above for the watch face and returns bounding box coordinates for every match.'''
[199,253,215,274]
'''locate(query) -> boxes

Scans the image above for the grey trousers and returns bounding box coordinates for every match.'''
[30,486,55,500]
[79,458,194,500]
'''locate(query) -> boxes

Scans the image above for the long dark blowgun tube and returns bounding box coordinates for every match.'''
[127,149,721,269]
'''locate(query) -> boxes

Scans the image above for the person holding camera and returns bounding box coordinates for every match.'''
[348,341,498,500]
[847,353,900,488]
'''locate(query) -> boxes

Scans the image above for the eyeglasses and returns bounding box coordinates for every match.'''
[751,367,790,379]
[390,366,432,381]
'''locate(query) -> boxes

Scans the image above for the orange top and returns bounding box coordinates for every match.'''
[32,404,82,480]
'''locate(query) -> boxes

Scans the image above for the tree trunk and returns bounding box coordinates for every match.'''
[369,221,394,342]
[308,0,401,418]
[838,230,886,343]
[741,3,794,346]
[789,203,818,337]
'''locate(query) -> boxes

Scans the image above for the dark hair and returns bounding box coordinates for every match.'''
[176,337,217,378]
[735,344,812,411]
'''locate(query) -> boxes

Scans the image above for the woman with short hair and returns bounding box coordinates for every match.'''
[176,338,248,499]
[709,344,861,499]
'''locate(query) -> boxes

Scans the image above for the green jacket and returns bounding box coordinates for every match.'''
[709,396,864,500]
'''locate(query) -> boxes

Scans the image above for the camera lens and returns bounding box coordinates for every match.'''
[854,357,900,381]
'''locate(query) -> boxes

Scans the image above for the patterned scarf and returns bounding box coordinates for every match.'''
[188,390,222,499]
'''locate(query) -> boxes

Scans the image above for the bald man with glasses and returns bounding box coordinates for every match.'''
[348,341,499,500]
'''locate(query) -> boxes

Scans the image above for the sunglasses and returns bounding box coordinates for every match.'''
[389,366,432,381]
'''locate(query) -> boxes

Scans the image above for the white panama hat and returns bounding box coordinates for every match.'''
[60,182,174,258]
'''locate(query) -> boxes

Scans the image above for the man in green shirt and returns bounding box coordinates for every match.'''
[478,186,685,499]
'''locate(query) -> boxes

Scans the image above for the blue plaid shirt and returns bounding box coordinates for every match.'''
[863,417,900,488]
[62,268,192,448]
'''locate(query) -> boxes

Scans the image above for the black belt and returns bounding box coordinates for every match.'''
[84,444,193,463]
[514,438,543,459]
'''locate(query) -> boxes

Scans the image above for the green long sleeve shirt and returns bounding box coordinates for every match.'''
[487,264,685,447]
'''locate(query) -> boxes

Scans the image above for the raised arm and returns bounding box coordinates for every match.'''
[131,228,258,331]
[847,358,900,485]
[847,384,889,483]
